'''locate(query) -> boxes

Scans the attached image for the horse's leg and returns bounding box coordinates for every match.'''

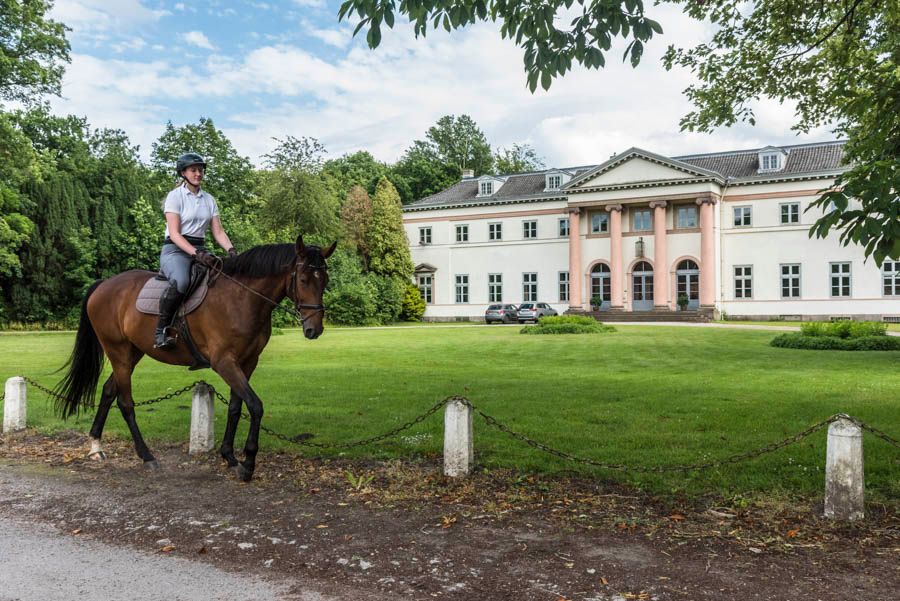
[86,375,118,460]
[111,348,157,468]
[219,357,259,468]
[215,359,263,482]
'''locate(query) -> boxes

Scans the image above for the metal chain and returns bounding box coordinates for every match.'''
[211,387,456,450]
[20,376,199,408]
[472,403,842,473]
[847,416,900,449]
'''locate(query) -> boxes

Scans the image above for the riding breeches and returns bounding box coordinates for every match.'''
[159,244,201,294]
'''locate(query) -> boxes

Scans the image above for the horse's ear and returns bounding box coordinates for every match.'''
[322,241,337,259]
[295,235,305,256]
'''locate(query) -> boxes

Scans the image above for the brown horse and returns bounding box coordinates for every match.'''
[53,235,335,481]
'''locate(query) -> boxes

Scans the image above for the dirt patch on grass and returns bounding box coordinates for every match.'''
[1,430,897,600]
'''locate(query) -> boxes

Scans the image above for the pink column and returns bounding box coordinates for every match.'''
[650,200,668,309]
[567,208,582,310]
[607,204,624,310]
[697,197,716,307]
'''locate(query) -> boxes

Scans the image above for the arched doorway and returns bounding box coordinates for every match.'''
[675,259,699,310]
[590,263,611,310]
[632,261,654,311]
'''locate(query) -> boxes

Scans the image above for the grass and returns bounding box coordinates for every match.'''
[717,319,900,332]
[1,326,898,502]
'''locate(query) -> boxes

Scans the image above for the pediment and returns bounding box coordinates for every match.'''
[565,148,723,190]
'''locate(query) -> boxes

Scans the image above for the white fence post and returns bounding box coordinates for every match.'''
[443,398,473,478]
[189,383,215,454]
[3,377,27,434]
[824,416,864,521]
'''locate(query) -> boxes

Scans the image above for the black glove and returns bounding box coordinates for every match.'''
[193,249,218,268]
[227,247,238,258]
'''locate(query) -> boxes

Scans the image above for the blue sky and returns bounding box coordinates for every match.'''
[47,0,834,169]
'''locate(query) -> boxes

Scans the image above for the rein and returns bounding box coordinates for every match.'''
[204,256,324,325]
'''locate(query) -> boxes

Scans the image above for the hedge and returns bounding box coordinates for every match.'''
[520,315,616,335]
[770,333,900,351]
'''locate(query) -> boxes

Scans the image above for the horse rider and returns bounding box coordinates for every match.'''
[155,152,237,349]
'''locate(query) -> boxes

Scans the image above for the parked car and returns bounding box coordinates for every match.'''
[517,302,558,323]
[485,304,519,324]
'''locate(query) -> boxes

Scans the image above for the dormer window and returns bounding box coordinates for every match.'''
[758,147,787,173]
[479,181,493,196]
[546,174,562,190]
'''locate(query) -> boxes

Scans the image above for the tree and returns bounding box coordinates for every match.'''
[263,135,326,173]
[341,0,899,263]
[393,139,460,203]
[0,113,37,279]
[0,0,70,104]
[494,143,545,174]
[427,114,493,175]
[323,150,389,198]
[340,185,373,267]
[367,177,413,279]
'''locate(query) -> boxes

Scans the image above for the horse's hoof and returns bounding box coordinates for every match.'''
[143,459,161,470]
[87,451,107,461]
[231,463,253,482]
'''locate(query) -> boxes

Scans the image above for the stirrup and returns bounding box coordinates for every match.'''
[154,327,176,349]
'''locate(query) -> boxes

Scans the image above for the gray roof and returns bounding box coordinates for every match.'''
[404,141,847,212]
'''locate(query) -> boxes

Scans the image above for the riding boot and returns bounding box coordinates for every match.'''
[154,284,185,349]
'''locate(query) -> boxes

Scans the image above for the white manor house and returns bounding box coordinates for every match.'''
[402,141,900,321]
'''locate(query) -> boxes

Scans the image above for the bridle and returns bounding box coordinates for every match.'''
[288,256,326,325]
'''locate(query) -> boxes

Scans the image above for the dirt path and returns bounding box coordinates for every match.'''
[0,431,897,601]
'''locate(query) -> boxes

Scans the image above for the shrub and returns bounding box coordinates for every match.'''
[800,320,886,338]
[771,333,900,351]
[399,282,425,321]
[520,314,616,335]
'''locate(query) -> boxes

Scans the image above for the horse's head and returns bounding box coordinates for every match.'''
[289,235,336,339]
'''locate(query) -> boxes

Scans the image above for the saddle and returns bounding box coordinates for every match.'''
[136,264,215,370]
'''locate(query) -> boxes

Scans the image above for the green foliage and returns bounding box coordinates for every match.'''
[322,150,390,198]
[0,0,70,103]
[367,177,414,279]
[339,185,373,266]
[339,0,661,92]
[257,168,340,242]
[771,333,900,351]
[677,293,689,309]
[520,315,615,335]
[589,295,603,308]
[494,143,545,174]
[400,282,426,322]
[426,114,493,175]
[800,320,887,338]
[392,139,460,203]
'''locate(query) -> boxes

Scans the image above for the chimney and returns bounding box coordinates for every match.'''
[461,169,474,180]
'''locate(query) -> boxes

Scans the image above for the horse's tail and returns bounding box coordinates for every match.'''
[54,280,106,420]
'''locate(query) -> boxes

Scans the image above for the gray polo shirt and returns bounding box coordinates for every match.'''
[163,184,220,238]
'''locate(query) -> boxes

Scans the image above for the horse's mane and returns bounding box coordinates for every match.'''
[221,244,296,278]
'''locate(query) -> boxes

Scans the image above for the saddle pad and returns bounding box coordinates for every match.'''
[136,273,210,316]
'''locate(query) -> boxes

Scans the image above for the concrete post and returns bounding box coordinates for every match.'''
[189,383,215,454]
[3,377,27,433]
[443,398,473,478]
[824,416,864,521]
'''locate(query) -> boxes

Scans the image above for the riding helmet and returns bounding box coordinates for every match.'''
[176,152,207,175]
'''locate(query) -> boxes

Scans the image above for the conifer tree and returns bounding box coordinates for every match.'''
[366,177,413,279]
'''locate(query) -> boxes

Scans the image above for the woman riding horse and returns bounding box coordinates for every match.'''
[156,152,237,349]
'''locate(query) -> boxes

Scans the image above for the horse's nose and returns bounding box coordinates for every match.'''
[304,325,320,339]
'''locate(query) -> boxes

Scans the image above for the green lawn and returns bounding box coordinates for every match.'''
[2,326,898,501]
[717,319,900,332]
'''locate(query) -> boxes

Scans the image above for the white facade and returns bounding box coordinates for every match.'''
[404,144,900,321]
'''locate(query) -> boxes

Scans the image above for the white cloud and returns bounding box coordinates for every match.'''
[51,0,168,33]
[182,31,217,50]
[309,28,350,48]
[292,0,325,7]
[174,2,185,10]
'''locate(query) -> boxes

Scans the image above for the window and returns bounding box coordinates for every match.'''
[591,263,611,303]
[734,266,753,299]
[558,218,570,237]
[633,209,652,231]
[416,274,432,304]
[522,273,538,302]
[676,205,697,228]
[455,274,469,303]
[883,261,900,296]
[479,181,493,196]
[558,271,569,302]
[780,203,800,224]
[419,227,432,244]
[781,264,801,298]
[733,206,752,227]
[455,224,469,243]
[591,212,609,234]
[523,220,537,239]
[488,274,503,302]
[546,174,562,190]
[488,222,502,241]
[830,262,851,297]
[760,153,780,171]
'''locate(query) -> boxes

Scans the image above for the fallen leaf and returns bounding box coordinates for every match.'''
[786,529,800,538]
[71,528,82,535]
[315,524,328,529]
[159,545,176,553]
[441,515,457,529]
[669,514,685,522]
[197,546,207,555]
[600,577,609,585]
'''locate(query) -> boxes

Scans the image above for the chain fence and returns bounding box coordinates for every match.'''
[3,376,899,472]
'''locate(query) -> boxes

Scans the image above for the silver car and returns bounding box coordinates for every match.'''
[517,302,558,323]
[485,303,519,324]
